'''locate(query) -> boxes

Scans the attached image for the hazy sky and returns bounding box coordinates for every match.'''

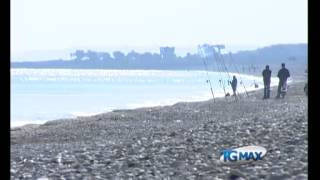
[11,0,307,60]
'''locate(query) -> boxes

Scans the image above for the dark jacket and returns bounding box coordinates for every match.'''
[277,68,290,82]
[262,69,271,82]
[231,78,237,90]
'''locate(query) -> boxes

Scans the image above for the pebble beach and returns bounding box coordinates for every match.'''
[11,81,308,180]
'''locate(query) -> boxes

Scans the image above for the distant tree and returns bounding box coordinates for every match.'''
[86,50,98,61]
[184,52,200,62]
[71,50,85,61]
[141,52,153,61]
[127,50,140,61]
[151,53,161,61]
[100,52,112,61]
[113,51,125,61]
[160,47,176,60]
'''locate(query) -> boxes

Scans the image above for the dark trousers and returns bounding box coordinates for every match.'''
[263,81,270,98]
[277,80,285,97]
[232,87,237,96]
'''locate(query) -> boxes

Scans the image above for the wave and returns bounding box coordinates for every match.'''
[11,69,267,85]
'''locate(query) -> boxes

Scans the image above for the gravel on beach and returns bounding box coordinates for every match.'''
[11,81,308,180]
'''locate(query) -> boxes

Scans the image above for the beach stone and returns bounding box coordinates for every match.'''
[169,132,177,137]
[22,173,32,178]
[10,169,17,174]
[248,177,259,180]
[226,170,247,180]
[267,174,291,180]
[294,174,307,180]
[37,177,49,180]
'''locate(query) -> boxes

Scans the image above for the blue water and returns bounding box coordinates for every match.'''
[11,69,276,127]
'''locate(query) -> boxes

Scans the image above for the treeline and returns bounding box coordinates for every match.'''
[12,44,307,74]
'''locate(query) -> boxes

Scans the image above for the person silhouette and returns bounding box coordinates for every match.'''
[276,63,290,98]
[262,65,272,99]
[231,76,237,97]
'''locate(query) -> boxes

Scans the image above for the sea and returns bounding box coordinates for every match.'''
[11,69,279,127]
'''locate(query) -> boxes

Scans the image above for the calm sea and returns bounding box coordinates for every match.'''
[11,69,277,127]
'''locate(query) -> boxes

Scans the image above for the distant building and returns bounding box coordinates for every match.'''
[160,47,176,60]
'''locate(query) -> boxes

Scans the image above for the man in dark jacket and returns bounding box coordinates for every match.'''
[276,63,290,98]
[262,65,272,99]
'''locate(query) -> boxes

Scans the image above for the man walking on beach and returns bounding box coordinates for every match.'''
[276,63,290,98]
[262,65,272,99]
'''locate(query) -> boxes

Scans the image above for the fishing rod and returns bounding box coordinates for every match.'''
[214,46,232,79]
[213,45,239,101]
[202,45,227,98]
[198,46,215,102]
[211,47,228,98]
[222,51,245,100]
[228,52,249,97]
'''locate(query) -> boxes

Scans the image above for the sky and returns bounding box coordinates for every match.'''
[11,0,307,61]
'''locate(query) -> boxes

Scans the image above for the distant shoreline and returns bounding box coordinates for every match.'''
[11,44,307,76]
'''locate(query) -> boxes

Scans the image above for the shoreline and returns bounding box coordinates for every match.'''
[10,82,274,129]
[11,70,286,129]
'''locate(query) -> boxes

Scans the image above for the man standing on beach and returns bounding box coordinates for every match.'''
[231,76,237,97]
[276,63,290,98]
[262,65,272,99]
